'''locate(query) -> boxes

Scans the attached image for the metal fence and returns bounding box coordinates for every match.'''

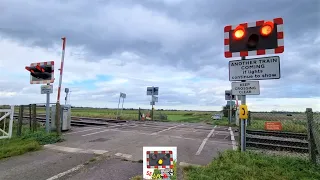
[243,108,320,165]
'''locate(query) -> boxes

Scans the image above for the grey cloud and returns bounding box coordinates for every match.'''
[0,0,319,100]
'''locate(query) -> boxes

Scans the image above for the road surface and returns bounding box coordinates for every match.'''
[0,120,237,180]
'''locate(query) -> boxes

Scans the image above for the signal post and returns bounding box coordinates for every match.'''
[224,18,284,151]
[25,61,55,133]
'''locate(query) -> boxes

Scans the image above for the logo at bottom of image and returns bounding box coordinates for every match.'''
[143,146,177,180]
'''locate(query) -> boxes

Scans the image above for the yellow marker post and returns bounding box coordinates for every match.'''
[239,105,248,119]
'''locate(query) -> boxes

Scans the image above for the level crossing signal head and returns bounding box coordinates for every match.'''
[25,61,54,84]
[224,18,284,58]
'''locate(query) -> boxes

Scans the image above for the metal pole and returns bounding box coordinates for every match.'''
[46,83,50,133]
[151,87,154,121]
[65,92,68,106]
[152,103,154,121]
[229,94,232,124]
[241,56,246,152]
[120,97,124,115]
[57,37,66,103]
[116,95,121,118]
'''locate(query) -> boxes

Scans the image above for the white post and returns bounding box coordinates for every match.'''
[8,105,14,138]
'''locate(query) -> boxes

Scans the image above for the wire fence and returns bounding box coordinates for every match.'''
[243,108,319,165]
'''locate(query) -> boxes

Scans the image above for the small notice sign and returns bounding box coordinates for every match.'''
[265,122,282,131]
[229,56,280,81]
[41,85,53,94]
[231,81,260,95]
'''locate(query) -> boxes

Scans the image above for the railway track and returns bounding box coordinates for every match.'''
[246,129,309,153]
[13,114,127,127]
[246,129,307,140]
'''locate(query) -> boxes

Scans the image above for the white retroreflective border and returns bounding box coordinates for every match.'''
[225,19,284,57]
[30,61,55,84]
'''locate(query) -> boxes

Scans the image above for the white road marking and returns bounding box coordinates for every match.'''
[195,125,217,155]
[229,127,237,150]
[151,124,183,135]
[115,152,132,159]
[46,164,84,180]
[64,127,103,135]
[93,128,232,145]
[81,129,110,136]
[44,144,108,155]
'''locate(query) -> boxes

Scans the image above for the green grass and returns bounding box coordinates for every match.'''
[184,150,320,180]
[17,106,219,123]
[211,117,237,127]
[0,124,63,160]
[0,138,41,160]
[130,175,142,180]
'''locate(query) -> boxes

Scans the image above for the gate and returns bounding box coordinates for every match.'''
[0,106,14,139]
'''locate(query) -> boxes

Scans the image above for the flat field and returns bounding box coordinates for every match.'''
[13,106,219,124]
[9,106,320,133]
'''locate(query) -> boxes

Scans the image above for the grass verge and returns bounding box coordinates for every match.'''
[184,150,320,180]
[211,117,237,127]
[0,127,63,160]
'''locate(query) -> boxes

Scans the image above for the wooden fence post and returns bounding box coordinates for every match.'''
[32,104,37,132]
[29,104,32,131]
[306,108,317,164]
[138,108,141,121]
[17,105,24,136]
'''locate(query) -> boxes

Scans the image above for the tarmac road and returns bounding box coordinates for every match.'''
[0,120,237,180]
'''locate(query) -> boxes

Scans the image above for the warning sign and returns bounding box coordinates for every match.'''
[229,56,281,81]
[265,122,282,131]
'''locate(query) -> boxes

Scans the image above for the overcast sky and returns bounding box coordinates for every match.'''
[0,0,319,111]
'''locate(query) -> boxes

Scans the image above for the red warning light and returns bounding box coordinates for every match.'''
[233,25,245,40]
[25,66,34,73]
[260,21,274,36]
[36,65,45,72]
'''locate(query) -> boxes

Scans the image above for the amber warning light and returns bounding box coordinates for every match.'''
[233,25,245,40]
[260,21,274,36]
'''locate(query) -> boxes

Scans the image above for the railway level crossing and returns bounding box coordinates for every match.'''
[224,17,284,151]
